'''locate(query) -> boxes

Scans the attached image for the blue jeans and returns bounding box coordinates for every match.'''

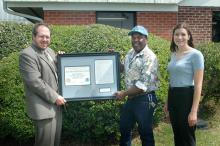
[119,92,157,146]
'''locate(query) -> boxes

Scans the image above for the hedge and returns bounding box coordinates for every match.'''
[0,52,34,140]
[0,22,172,143]
[198,42,220,102]
[0,23,32,59]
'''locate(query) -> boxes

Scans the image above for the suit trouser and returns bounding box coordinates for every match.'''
[33,106,62,146]
[168,87,196,146]
[119,92,157,146]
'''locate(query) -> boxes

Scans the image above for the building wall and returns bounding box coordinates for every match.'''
[178,6,212,45]
[44,11,96,25]
[43,7,220,44]
[136,12,178,40]
[44,10,178,41]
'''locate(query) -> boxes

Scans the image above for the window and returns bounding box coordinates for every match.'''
[96,12,135,29]
[212,11,220,42]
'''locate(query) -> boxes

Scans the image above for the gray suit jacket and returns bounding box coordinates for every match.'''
[19,44,59,120]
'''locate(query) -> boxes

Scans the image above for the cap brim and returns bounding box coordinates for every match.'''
[128,31,147,36]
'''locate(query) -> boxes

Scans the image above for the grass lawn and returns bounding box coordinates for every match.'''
[130,105,220,146]
[60,104,220,146]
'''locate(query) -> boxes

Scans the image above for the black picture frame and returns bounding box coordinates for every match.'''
[57,52,120,101]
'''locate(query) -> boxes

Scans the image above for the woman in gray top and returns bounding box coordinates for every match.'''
[164,23,204,146]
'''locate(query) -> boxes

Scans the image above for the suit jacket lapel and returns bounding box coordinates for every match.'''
[39,54,58,82]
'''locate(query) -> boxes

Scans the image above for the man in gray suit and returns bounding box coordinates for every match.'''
[19,23,66,146]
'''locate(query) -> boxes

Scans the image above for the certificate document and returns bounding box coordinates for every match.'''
[95,60,114,84]
[64,66,90,86]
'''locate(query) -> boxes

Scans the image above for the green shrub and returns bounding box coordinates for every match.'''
[0,23,170,143]
[0,23,32,59]
[198,43,220,103]
[0,52,34,140]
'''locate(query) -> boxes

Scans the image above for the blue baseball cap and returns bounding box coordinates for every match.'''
[128,25,148,36]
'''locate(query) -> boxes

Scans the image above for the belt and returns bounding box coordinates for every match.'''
[169,86,194,89]
[128,91,155,99]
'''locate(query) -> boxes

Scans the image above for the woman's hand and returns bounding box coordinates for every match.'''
[188,111,197,127]
[163,102,170,123]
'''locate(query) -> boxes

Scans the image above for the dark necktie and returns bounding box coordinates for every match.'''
[44,51,58,83]
[44,51,57,70]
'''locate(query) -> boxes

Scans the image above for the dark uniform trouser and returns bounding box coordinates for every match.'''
[33,106,62,146]
[119,92,157,146]
[168,86,196,146]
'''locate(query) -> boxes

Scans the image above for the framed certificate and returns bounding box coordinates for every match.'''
[57,52,120,101]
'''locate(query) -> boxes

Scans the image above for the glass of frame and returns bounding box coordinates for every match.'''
[57,52,120,101]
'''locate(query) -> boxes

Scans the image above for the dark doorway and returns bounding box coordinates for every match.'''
[212,11,220,42]
[96,12,135,30]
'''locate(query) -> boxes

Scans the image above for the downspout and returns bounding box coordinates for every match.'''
[3,0,43,22]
